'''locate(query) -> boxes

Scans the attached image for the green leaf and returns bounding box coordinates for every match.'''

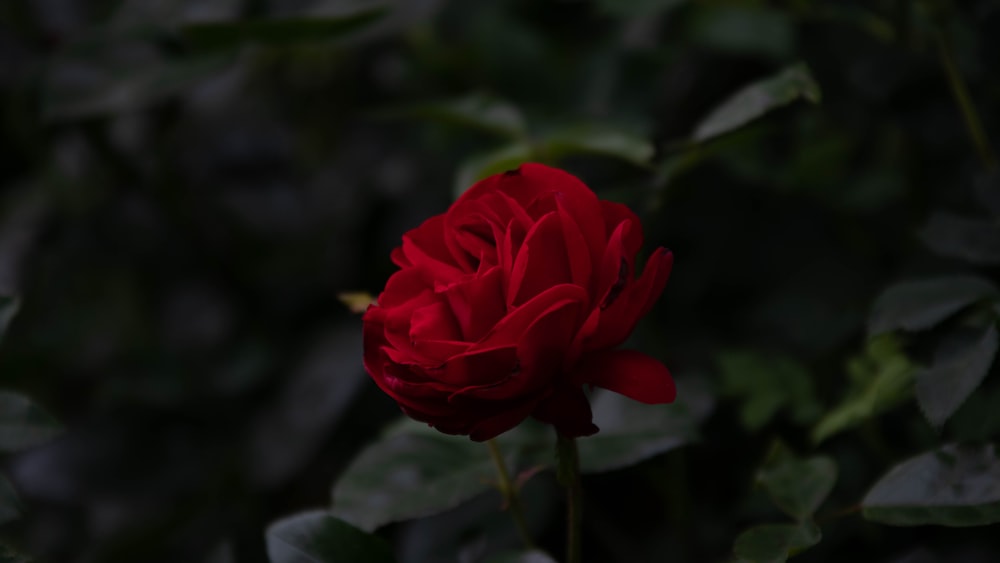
[0,296,18,345]
[863,444,1000,526]
[692,63,820,143]
[376,94,527,140]
[718,351,821,431]
[0,475,21,526]
[332,379,709,530]
[181,7,388,52]
[868,276,998,336]
[0,392,62,453]
[453,144,534,199]
[482,550,557,563]
[578,379,712,474]
[916,323,998,427]
[919,213,1000,265]
[757,445,837,521]
[733,521,821,563]
[42,53,235,121]
[812,334,916,443]
[331,433,498,531]
[541,125,654,167]
[330,423,547,531]
[266,510,395,563]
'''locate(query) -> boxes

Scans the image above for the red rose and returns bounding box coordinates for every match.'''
[363,163,675,441]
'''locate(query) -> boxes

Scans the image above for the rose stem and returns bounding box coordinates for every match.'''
[556,434,582,563]
[486,439,536,549]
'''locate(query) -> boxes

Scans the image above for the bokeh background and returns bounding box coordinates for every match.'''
[1,0,999,562]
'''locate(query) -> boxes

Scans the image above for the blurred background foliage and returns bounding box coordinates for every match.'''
[1,0,1000,561]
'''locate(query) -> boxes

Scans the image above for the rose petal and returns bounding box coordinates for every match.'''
[453,293,583,401]
[376,362,455,414]
[396,215,467,280]
[590,248,673,349]
[594,220,633,310]
[443,345,519,387]
[410,301,462,343]
[509,211,574,306]
[599,200,643,257]
[439,265,506,342]
[555,199,593,288]
[377,268,430,308]
[467,399,541,441]
[475,283,588,350]
[458,163,607,249]
[572,349,675,404]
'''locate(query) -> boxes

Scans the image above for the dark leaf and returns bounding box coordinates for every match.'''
[541,125,654,167]
[0,392,62,453]
[330,422,547,531]
[376,94,527,140]
[812,335,915,443]
[733,521,821,563]
[718,351,821,431]
[868,276,998,336]
[453,144,534,198]
[757,445,837,521]
[863,444,1000,526]
[692,63,820,143]
[919,213,1000,265]
[578,378,712,473]
[916,323,998,427]
[182,7,388,52]
[331,379,709,529]
[266,511,395,563]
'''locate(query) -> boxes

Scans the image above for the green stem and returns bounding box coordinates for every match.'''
[486,439,536,549]
[935,30,997,170]
[556,434,582,563]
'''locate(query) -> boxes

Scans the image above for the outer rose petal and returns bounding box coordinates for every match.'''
[396,215,466,281]
[572,349,676,404]
[599,200,644,258]
[589,248,673,350]
[467,398,543,441]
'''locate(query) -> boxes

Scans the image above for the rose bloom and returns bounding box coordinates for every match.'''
[363,163,674,441]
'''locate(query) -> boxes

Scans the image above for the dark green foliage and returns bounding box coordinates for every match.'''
[733,522,820,563]
[863,444,1000,527]
[266,511,395,563]
[915,323,998,427]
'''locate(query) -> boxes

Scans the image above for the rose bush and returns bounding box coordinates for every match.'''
[362,163,675,441]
